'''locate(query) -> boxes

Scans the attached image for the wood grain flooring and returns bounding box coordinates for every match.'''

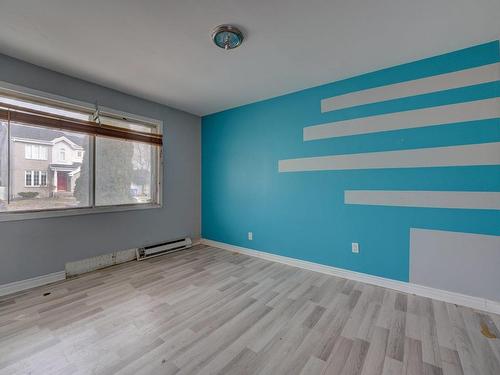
[1,245,499,375]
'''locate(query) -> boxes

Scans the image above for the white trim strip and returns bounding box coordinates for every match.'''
[344,190,500,210]
[321,62,500,113]
[0,271,66,297]
[306,98,500,140]
[278,142,500,172]
[201,239,500,315]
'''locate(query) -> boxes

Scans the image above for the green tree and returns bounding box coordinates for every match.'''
[74,143,89,205]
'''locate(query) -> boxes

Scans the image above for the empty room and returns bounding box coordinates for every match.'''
[0,1,499,374]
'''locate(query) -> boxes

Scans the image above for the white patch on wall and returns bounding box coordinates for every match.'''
[320,62,499,112]
[410,228,500,302]
[65,248,137,277]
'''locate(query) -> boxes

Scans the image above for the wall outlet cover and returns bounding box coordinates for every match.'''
[352,242,359,253]
[248,232,253,240]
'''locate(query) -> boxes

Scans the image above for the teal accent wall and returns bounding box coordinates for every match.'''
[202,41,500,282]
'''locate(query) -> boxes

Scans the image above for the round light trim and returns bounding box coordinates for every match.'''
[212,25,244,50]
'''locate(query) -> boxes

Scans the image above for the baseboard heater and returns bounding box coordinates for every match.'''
[136,237,192,261]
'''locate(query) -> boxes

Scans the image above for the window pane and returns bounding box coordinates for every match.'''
[100,116,154,134]
[0,96,89,121]
[40,146,48,160]
[25,171,32,186]
[41,171,47,186]
[33,170,40,186]
[32,145,40,160]
[3,123,91,212]
[95,137,158,206]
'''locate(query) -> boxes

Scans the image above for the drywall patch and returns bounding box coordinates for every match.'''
[410,228,500,302]
[65,248,137,277]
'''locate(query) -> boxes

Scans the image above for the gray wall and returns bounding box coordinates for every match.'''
[0,54,201,284]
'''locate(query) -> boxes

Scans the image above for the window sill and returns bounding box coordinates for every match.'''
[0,203,162,222]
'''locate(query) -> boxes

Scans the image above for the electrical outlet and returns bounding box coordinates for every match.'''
[352,242,359,254]
[248,232,253,241]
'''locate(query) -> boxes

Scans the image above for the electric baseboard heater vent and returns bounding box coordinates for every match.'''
[136,237,192,261]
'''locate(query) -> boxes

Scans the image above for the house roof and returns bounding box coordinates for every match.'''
[10,125,86,147]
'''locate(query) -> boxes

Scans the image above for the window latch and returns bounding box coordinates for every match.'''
[91,102,102,126]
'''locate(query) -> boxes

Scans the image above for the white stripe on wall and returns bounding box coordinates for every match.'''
[321,62,500,113]
[278,142,500,172]
[306,98,500,141]
[344,190,500,210]
[410,228,500,302]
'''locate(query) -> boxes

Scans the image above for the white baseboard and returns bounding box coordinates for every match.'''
[201,239,500,315]
[0,271,66,298]
[0,239,202,298]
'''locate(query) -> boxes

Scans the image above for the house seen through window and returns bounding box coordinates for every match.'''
[0,91,162,215]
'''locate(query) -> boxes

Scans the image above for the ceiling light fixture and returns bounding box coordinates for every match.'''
[211,25,244,50]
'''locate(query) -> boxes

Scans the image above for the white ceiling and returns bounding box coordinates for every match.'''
[0,0,499,116]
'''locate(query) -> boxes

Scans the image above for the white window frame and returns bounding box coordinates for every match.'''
[0,81,163,222]
[24,170,32,187]
[25,144,48,160]
[24,170,48,188]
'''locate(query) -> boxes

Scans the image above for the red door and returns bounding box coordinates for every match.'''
[57,172,68,191]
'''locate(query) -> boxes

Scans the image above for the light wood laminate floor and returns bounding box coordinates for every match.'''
[1,245,499,375]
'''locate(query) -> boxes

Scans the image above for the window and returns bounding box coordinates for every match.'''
[25,144,48,160]
[59,148,66,161]
[10,123,91,209]
[24,171,32,187]
[33,170,40,186]
[95,119,158,206]
[24,170,47,187]
[0,89,162,218]
[95,138,158,206]
[40,171,47,186]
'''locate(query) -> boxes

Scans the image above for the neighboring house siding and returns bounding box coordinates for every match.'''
[52,140,73,165]
[11,141,52,199]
